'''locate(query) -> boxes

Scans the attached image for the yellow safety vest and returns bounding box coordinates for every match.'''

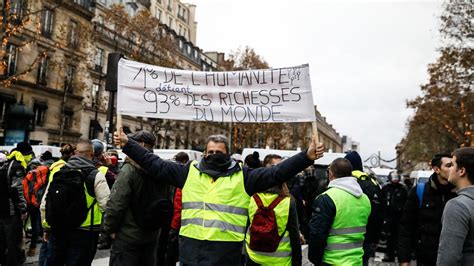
[322,187,371,266]
[42,162,104,230]
[180,161,249,241]
[245,193,292,266]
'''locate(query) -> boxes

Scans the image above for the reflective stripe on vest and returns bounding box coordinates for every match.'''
[180,161,249,241]
[322,186,371,266]
[245,193,292,265]
[182,202,248,216]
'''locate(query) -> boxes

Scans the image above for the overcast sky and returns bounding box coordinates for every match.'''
[185,0,443,166]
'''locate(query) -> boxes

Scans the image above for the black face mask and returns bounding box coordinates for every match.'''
[204,153,231,171]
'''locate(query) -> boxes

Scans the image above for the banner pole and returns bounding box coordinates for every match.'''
[312,121,319,143]
[116,113,122,148]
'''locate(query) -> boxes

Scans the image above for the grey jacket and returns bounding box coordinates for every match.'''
[437,186,474,265]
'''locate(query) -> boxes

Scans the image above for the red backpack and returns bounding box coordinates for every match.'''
[22,165,50,208]
[249,194,285,252]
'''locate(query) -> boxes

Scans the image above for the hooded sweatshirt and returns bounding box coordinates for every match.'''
[40,156,110,225]
[308,176,368,265]
[437,186,474,265]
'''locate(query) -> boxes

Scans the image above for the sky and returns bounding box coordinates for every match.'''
[184,0,444,166]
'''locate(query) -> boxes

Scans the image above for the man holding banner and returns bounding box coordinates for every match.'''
[114,130,323,265]
[113,58,323,265]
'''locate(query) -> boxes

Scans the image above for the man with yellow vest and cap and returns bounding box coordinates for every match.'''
[309,158,371,266]
[40,140,110,265]
[114,129,324,266]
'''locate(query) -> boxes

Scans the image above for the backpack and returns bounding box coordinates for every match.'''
[248,194,285,253]
[131,171,173,231]
[45,166,97,231]
[0,159,14,218]
[355,173,382,210]
[22,165,50,208]
[416,182,426,208]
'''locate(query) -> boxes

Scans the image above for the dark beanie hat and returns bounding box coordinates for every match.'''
[344,151,363,171]
[16,142,33,155]
[41,151,53,161]
[128,131,156,148]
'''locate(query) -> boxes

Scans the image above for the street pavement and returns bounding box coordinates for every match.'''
[26,242,414,265]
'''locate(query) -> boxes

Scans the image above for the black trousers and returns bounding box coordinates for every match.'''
[0,215,24,266]
[110,239,157,266]
[47,229,99,266]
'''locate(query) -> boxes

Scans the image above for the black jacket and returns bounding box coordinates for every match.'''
[0,159,27,218]
[122,139,314,265]
[397,174,457,264]
[381,182,407,217]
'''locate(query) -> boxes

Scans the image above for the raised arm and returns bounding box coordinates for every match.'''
[116,129,188,188]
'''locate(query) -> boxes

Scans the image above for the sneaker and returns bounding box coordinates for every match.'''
[27,247,36,257]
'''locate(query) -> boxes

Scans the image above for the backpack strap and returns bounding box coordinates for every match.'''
[253,194,286,210]
[416,182,425,208]
[253,194,264,208]
[268,195,285,210]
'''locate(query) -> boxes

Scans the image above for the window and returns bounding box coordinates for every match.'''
[178,24,182,35]
[64,65,76,93]
[74,0,89,9]
[156,8,162,21]
[68,20,79,48]
[183,28,187,39]
[179,39,183,49]
[94,47,104,71]
[178,5,187,22]
[63,109,74,130]
[5,44,18,76]
[194,49,199,59]
[41,8,54,38]
[167,0,172,11]
[91,83,100,105]
[37,55,49,85]
[33,102,47,126]
[168,17,173,29]
[0,95,16,123]
[10,0,24,22]
[187,45,191,55]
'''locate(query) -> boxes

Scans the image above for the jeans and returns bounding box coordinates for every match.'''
[47,229,99,266]
[28,207,42,249]
[109,239,157,266]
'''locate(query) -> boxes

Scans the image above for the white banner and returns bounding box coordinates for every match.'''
[117,58,316,123]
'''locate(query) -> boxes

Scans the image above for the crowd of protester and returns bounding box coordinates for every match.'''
[0,132,473,265]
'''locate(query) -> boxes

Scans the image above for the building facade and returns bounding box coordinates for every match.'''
[1,0,345,154]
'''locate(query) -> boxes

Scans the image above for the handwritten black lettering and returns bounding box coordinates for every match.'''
[290,87,302,102]
[279,69,289,84]
[269,89,281,104]
[271,104,283,122]
[191,73,201,86]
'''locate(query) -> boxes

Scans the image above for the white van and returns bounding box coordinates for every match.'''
[0,145,61,159]
[241,148,345,166]
[369,167,397,184]
[409,170,433,184]
[153,149,203,161]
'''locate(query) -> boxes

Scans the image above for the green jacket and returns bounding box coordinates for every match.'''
[103,161,169,245]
